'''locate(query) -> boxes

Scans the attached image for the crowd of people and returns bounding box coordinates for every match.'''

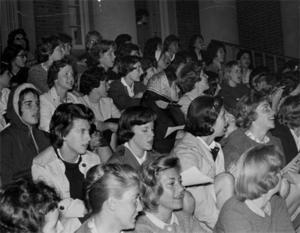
[0,28,300,233]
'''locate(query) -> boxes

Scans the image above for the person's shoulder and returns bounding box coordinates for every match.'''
[32,146,56,166]
[29,63,42,72]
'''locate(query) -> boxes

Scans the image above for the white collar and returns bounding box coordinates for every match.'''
[124,142,147,165]
[145,212,179,230]
[56,148,81,163]
[245,130,270,144]
[121,77,134,97]
[87,217,124,233]
[245,199,271,218]
[196,136,218,151]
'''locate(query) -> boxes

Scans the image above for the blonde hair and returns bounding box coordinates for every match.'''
[235,145,283,201]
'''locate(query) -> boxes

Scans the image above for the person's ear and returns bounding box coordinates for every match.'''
[106,197,117,211]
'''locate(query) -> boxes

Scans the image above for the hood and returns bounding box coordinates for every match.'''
[6,83,39,129]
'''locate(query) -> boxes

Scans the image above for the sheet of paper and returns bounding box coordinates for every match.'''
[164,125,184,138]
[181,166,213,186]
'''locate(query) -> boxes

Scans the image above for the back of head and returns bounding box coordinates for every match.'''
[143,37,162,60]
[118,55,141,77]
[206,40,226,65]
[84,163,139,216]
[278,94,300,129]
[235,145,283,201]
[79,67,106,95]
[115,34,132,49]
[185,95,223,136]
[36,35,61,63]
[2,44,24,64]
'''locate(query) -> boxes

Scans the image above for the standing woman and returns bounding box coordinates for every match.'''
[215,145,294,233]
[134,155,206,233]
[76,163,142,233]
[28,35,64,93]
[39,58,79,132]
[2,44,28,88]
[32,103,101,233]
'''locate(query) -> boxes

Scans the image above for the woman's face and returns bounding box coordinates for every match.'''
[14,33,26,49]
[51,45,64,61]
[86,35,99,50]
[130,122,154,152]
[20,92,39,125]
[127,62,143,82]
[168,41,179,55]
[215,48,225,63]
[212,107,227,138]
[239,53,251,69]
[158,168,184,211]
[13,50,27,68]
[194,37,205,50]
[252,100,275,130]
[99,47,115,69]
[55,65,74,90]
[114,185,142,230]
[157,53,171,72]
[62,119,91,155]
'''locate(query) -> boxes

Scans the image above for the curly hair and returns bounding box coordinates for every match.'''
[117,106,156,144]
[235,91,268,129]
[185,95,223,136]
[278,94,300,129]
[47,58,72,88]
[79,67,107,95]
[139,155,180,211]
[118,55,141,77]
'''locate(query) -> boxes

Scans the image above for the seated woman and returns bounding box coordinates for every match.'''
[32,103,101,233]
[0,61,12,131]
[141,68,185,154]
[177,64,209,116]
[108,106,157,170]
[0,178,62,233]
[108,56,145,111]
[76,163,142,233]
[40,58,79,132]
[271,94,300,164]
[172,95,234,230]
[215,145,294,233]
[0,83,50,186]
[28,35,64,93]
[79,67,120,156]
[134,155,206,233]
[236,49,253,87]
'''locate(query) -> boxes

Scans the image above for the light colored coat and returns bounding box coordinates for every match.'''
[39,87,79,132]
[172,132,225,230]
[32,146,101,233]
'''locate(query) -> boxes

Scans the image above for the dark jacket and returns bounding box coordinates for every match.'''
[108,144,157,170]
[108,79,146,110]
[0,84,50,185]
[141,90,185,154]
[271,120,298,164]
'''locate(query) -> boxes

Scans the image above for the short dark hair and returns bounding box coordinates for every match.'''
[88,40,116,67]
[185,95,223,136]
[278,71,300,97]
[2,44,25,64]
[162,34,179,54]
[116,43,140,58]
[0,178,60,233]
[18,87,40,116]
[188,34,203,51]
[36,35,61,63]
[47,58,72,88]
[0,61,11,75]
[236,49,251,61]
[117,106,156,144]
[118,55,141,76]
[79,67,107,95]
[204,71,220,96]
[139,156,180,211]
[176,64,200,94]
[115,34,132,48]
[206,40,226,65]
[235,91,268,129]
[49,103,94,148]
[58,33,72,44]
[143,37,162,59]
[7,28,28,50]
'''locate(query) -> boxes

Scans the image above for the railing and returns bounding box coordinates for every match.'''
[213,39,300,73]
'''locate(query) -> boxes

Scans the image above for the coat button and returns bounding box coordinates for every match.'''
[59,206,64,210]
[82,163,86,167]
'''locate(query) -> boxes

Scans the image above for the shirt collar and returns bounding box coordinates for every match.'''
[121,77,135,97]
[196,136,218,150]
[124,142,147,165]
[145,212,179,229]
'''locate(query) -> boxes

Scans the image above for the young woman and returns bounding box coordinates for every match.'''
[215,145,294,233]
[143,37,162,61]
[39,58,79,132]
[172,95,234,230]
[141,68,185,154]
[0,83,50,186]
[162,34,180,62]
[205,41,226,80]
[0,178,62,233]
[32,103,101,233]
[189,34,206,65]
[28,35,64,93]
[2,44,28,87]
[236,49,252,86]
[0,62,12,131]
[76,163,142,233]
[88,40,116,71]
[108,106,157,170]
[177,64,209,116]
[134,155,206,233]
[108,56,145,111]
